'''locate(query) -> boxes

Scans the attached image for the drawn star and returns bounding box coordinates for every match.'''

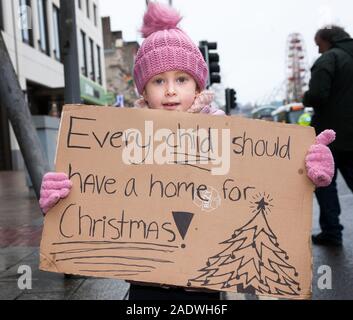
[255,197,269,212]
[249,192,274,215]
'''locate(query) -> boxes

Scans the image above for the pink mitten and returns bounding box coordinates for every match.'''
[305,130,336,187]
[39,172,72,215]
[187,90,214,113]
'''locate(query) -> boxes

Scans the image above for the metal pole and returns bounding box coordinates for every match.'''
[60,0,81,103]
[0,32,50,200]
[225,89,230,115]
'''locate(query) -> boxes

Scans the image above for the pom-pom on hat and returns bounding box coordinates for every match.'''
[133,2,209,95]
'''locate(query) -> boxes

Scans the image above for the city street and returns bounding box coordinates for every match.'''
[0,170,352,300]
[1,0,353,304]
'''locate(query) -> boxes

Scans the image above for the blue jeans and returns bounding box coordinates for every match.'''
[315,150,353,240]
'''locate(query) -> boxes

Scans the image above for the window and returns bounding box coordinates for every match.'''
[37,0,50,55]
[86,0,90,18]
[19,0,34,46]
[89,38,95,81]
[0,0,4,31]
[93,3,97,26]
[96,45,102,85]
[80,30,87,76]
[52,5,60,61]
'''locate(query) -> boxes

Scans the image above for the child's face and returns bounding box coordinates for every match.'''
[143,71,199,112]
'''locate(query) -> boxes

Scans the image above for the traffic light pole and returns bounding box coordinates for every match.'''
[225,88,237,115]
[60,0,81,104]
[225,88,230,115]
[0,32,50,200]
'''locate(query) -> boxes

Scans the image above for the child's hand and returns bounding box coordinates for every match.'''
[305,130,336,187]
[39,172,72,215]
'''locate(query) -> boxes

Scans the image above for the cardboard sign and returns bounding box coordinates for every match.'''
[40,105,315,299]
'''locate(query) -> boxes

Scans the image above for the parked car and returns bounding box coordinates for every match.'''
[251,103,314,125]
[251,106,277,121]
[271,103,313,124]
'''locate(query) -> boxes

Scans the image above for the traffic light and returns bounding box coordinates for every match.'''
[225,88,237,115]
[199,41,221,88]
[230,89,237,109]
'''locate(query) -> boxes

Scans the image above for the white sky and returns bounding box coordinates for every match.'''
[100,0,353,105]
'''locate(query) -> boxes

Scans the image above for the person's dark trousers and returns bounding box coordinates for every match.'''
[128,284,221,300]
[315,150,353,240]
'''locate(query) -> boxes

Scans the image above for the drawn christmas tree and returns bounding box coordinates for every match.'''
[188,193,301,297]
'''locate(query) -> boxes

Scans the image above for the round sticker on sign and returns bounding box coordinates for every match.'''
[193,186,221,212]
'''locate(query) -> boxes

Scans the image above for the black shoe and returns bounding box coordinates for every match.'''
[312,233,342,247]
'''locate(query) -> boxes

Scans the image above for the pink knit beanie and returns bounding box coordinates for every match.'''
[133,2,208,95]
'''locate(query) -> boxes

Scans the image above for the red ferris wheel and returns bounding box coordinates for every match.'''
[285,33,309,103]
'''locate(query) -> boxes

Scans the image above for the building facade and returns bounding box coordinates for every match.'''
[103,17,139,107]
[0,0,107,171]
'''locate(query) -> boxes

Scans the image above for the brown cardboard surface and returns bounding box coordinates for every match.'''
[39,105,315,299]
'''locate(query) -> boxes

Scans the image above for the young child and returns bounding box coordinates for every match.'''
[39,2,335,300]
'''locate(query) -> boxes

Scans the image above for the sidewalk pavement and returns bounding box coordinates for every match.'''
[1,171,352,300]
[0,171,131,300]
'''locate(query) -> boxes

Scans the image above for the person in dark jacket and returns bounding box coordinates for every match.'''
[303,25,353,247]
